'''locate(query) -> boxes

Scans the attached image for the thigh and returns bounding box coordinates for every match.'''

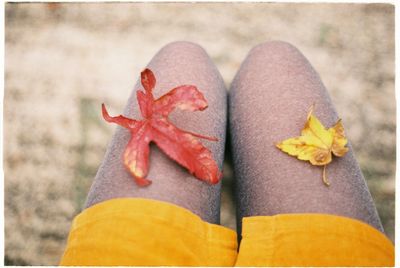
[229,41,383,233]
[86,41,227,224]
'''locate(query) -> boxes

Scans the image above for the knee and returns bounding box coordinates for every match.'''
[248,40,304,61]
[159,41,207,56]
[250,40,301,55]
[240,40,312,77]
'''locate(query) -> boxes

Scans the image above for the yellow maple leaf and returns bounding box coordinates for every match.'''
[276,104,349,186]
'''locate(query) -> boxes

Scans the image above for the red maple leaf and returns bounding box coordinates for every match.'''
[102,69,222,186]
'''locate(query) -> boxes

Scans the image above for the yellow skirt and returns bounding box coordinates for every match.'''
[59,198,394,266]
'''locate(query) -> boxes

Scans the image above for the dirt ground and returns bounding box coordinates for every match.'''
[4,3,395,265]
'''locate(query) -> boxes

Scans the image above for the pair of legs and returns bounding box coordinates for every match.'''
[85,41,383,237]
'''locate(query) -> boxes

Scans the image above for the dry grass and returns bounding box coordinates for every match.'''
[4,3,395,265]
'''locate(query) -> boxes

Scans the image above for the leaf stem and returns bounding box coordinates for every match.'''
[179,129,218,141]
[322,165,330,186]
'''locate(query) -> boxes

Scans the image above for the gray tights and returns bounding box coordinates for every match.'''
[85,41,383,235]
[229,41,383,234]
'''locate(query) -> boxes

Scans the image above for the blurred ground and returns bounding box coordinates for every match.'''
[4,3,395,265]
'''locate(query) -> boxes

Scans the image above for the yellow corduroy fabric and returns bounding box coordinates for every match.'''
[60,198,394,266]
[237,214,394,266]
[60,198,237,266]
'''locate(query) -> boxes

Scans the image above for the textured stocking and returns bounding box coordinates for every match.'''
[229,41,383,234]
[86,41,227,224]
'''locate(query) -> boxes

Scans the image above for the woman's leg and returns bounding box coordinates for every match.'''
[85,41,227,224]
[229,41,383,234]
